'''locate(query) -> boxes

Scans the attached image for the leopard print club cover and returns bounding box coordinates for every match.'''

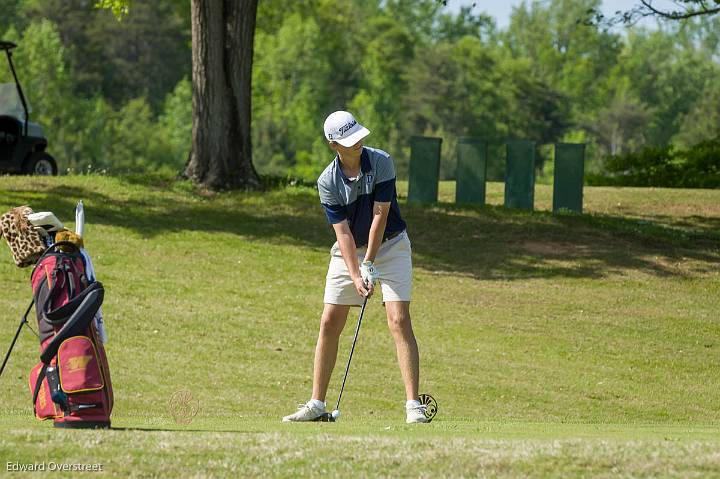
[0,206,47,267]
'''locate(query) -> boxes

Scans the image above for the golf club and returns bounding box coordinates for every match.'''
[316,293,370,422]
[0,299,37,379]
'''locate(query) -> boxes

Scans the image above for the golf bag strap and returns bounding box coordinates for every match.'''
[29,241,83,289]
[31,364,47,413]
[36,269,62,324]
[42,281,101,325]
[40,284,104,365]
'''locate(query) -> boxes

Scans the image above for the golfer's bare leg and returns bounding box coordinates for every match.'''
[311,303,350,402]
[385,301,419,401]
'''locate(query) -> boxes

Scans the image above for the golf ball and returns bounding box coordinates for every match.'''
[331,410,340,419]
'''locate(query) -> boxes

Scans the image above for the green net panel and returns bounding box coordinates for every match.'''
[504,140,535,210]
[553,143,585,213]
[455,138,487,205]
[408,136,442,204]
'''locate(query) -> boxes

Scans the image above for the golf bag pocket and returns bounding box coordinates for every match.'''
[28,362,61,420]
[57,336,103,393]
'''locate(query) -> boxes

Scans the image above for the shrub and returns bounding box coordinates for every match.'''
[587,138,720,188]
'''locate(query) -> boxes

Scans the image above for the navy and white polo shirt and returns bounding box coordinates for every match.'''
[317,147,406,247]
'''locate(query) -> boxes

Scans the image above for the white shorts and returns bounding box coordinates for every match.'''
[324,231,412,305]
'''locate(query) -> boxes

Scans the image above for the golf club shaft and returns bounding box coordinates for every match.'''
[334,295,369,412]
[0,299,34,379]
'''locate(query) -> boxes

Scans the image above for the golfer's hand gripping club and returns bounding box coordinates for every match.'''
[360,260,378,296]
[360,260,378,285]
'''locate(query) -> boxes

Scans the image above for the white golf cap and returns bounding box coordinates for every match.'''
[323,111,370,147]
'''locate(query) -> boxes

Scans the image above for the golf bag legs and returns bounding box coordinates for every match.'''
[0,300,35,379]
[0,317,27,379]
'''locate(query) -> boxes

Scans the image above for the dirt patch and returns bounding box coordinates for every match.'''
[520,241,589,256]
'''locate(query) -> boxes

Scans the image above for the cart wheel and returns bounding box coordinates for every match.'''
[24,152,57,176]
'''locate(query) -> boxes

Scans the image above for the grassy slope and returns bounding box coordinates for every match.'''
[0,176,718,477]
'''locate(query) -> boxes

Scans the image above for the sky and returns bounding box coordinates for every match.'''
[447,0,664,29]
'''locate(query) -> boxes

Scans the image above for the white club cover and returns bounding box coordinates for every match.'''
[75,200,85,237]
[27,211,64,232]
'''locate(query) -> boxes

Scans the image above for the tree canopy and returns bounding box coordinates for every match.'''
[0,0,717,186]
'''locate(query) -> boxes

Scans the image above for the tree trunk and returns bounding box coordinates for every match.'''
[185,0,260,190]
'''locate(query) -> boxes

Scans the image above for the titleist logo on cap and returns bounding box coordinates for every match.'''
[329,119,357,140]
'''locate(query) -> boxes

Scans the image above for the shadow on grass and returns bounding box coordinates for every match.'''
[630,214,720,236]
[404,202,719,280]
[2,183,718,281]
[1,184,332,249]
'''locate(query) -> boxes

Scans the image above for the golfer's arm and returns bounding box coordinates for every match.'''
[332,221,361,280]
[364,202,390,263]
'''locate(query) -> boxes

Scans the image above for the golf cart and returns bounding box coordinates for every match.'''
[0,40,57,175]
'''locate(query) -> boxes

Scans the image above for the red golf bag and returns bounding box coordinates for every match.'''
[28,242,113,428]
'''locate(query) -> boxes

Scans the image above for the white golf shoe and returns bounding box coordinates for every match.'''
[282,400,326,422]
[406,400,429,424]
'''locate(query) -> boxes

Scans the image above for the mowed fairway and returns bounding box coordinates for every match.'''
[0,176,718,478]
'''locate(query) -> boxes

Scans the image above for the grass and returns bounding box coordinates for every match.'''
[2,419,720,478]
[0,175,718,477]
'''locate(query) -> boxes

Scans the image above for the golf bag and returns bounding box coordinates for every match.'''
[27,242,113,428]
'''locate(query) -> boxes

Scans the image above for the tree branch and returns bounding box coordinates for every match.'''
[582,0,719,26]
[639,0,720,20]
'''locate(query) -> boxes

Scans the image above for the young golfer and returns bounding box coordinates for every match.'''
[283,111,427,424]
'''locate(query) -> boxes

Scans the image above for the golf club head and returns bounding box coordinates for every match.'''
[418,393,438,422]
[314,412,335,422]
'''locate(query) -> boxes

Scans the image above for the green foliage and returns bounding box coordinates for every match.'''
[681,137,720,188]
[158,76,192,168]
[673,76,720,148]
[0,0,28,34]
[349,15,415,160]
[252,12,333,178]
[610,29,712,148]
[588,137,720,188]
[2,0,718,186]
[28,0,189,110]
[98,98,174,174]
[0,17,191,175]
[503,0,622,113]
[94,0,129,18]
